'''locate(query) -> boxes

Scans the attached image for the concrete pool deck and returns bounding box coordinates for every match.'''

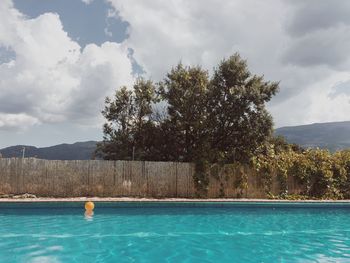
[1,197,350,203]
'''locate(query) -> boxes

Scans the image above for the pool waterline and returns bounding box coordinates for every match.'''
[2,200,350,208]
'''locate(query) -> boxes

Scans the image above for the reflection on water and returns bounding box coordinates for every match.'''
[84,210,94,221]
[29,255,61,263]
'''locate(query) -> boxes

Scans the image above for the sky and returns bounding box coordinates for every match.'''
[0,0,350,148]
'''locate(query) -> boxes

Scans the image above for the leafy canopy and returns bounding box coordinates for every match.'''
[97,53,279,164]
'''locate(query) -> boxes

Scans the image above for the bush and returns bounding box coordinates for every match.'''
[254,145,350,200]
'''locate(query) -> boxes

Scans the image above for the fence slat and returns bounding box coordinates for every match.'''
[0,158,300,198]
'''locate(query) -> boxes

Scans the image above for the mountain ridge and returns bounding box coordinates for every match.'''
[1,121,350,159]
[275,121,350,152]
[0,141,98,160]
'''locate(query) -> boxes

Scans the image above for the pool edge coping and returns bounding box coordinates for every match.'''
[1,198,350,203]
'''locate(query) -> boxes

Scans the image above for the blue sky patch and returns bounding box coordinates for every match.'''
[13,0,129,47]
[329,80,350,99]
[0,46,16,64]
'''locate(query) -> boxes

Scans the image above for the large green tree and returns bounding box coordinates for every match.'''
[97,78,158,160]
[98,54,279,165]
[207,54,279,163]
[159,64,209,162]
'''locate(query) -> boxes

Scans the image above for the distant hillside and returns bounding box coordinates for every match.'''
[1,121,350,160]
[0,141,98,160]
[275,121,350,152]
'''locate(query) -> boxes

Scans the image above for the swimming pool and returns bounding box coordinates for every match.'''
[1,202,350,262]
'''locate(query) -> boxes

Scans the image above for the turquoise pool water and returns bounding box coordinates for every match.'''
[1,202,350,262]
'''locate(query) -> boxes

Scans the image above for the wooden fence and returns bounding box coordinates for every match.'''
[0,158,303,198]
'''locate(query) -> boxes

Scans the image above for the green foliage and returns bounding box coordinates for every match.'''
[98,53,279,197]
[193,159,210,198]
[331,150,350,198]
[253,139,350,200]
[96,79,158,160]
[207,54,279,163]
[97,54,350,200]
[159,64,209,162]
[231,163,248,198]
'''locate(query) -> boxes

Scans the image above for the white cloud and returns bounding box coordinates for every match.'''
[2,0,350,134]
[0,113,39,130]
[0,0,133,130]
[108,0,350,127]
[109,0,278,79]
[81,0,94,5]
[269,72,350,126]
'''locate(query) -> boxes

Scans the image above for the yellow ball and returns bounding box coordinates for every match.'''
[85,201,95,211]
